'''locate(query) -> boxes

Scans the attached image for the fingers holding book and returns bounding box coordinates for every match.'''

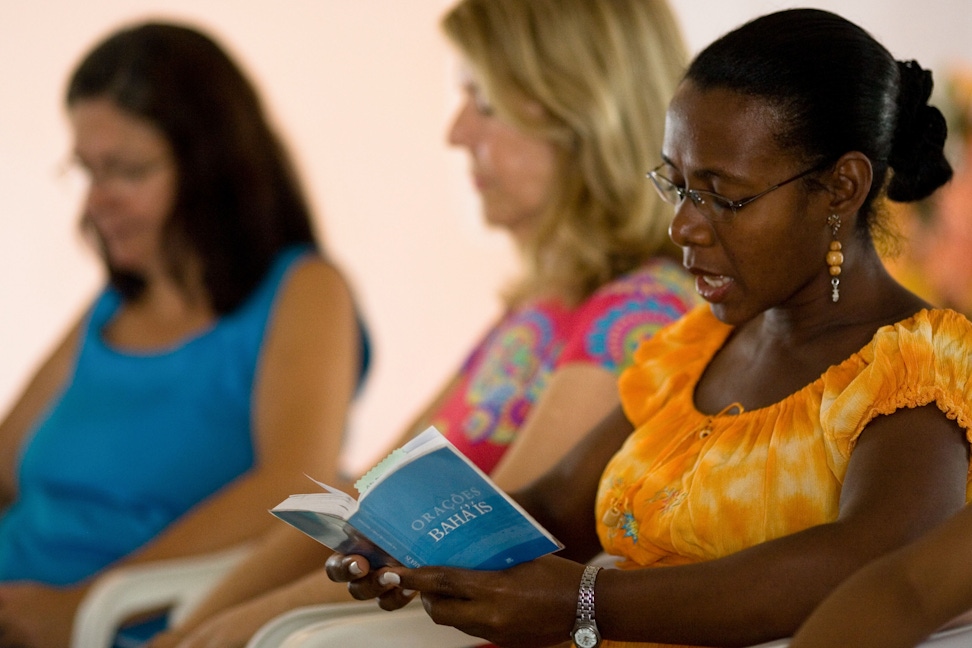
[388,555,584,648]
[324,552,416,610]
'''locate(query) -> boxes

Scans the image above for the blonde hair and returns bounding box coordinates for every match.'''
[442,0,687,305]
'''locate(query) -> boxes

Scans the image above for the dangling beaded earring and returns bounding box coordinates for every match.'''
[826,214,843,302]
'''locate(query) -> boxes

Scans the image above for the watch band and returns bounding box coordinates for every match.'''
[572,564,603,647]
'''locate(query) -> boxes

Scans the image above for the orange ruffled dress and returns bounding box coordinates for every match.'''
[594,305,972,648]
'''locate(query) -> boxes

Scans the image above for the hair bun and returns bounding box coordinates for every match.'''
[887,60,952,201]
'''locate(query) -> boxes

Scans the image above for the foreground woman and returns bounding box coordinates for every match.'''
[330,9,972,648]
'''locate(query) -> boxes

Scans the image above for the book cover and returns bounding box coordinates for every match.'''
[271,427,563,570]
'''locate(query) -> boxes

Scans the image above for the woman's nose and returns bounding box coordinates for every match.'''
[668,198,714,249]
[446,98,477,148]
[84,180,113,213]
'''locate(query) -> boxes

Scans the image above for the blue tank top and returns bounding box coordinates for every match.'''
[0,245,369,584]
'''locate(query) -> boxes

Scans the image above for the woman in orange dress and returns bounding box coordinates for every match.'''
[328,8,972,648]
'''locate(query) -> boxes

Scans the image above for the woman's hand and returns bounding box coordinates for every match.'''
[324,553,416,611]
[407,555,583,648]
[330,553,584,648]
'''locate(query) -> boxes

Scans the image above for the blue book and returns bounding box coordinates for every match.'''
[270,426,563,570]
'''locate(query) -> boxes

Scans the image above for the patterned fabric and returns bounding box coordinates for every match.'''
[0,246,370,585]
[594,305,972,648]
[427,257,699,474]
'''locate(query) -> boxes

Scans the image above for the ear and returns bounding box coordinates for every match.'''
[823,151,873,223]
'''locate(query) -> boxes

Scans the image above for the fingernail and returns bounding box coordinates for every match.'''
[349,562,363,576]
[378,572,401,587]
[402,589,416,597]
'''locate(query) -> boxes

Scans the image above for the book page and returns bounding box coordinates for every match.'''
[355,426,446,496]
[270,502,399,568]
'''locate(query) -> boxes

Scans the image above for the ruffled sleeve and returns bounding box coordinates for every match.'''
[618,306,730,427]
[821,309,972,469]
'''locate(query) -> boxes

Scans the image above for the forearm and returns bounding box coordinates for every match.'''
[517,405,633,562]
[174,526,335,631]
[488,364,620,493]
[788,561,935,648]
[596,521,941,646]
[258,569,357,614]
[117,467,312,567]
[791,505,972,648]
[177,568,354,637]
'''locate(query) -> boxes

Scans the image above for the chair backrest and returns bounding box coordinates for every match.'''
[72,544,252,648]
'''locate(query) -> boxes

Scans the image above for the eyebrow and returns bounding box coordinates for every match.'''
[659,153,751,186]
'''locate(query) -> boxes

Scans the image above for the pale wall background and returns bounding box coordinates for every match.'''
[0,0,968,474]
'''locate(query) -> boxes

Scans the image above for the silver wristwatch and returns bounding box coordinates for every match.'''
[571,564,603,648]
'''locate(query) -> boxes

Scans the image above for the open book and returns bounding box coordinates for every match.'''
[271,426,563,570]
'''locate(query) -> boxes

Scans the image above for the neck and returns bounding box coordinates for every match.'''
[758,242,924,346]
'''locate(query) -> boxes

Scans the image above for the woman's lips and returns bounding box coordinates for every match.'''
[694,273,733,303]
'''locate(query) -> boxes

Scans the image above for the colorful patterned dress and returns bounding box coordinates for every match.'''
[424,257,699,473]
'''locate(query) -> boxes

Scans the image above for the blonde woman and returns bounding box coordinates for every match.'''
[150,1,697,646]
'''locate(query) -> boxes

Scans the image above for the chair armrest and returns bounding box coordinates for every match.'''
[244,601,382,648]
[746,621,972,648]
[71,544,252,648]
[925,622,972,646]
[275,605,479,648]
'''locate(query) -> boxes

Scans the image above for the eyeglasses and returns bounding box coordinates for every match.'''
[646,160,831,223]
[59,157,171,196]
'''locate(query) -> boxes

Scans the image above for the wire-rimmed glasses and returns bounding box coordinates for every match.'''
[57,156,172,198]
[646,160,832,222]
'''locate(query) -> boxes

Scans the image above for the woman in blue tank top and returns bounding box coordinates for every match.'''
[0,23,370,647]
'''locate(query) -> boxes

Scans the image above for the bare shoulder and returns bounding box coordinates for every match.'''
[840,404,969,542]
[851,404,969,477]
[282,255,354,302]
[269,255,357,328]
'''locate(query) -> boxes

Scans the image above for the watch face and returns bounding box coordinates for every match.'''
[574,625,599,648]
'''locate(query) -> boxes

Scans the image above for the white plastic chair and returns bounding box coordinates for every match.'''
[746,622,972,647]
[244,601,384,648]
[71,544,252,648]
[273,604,480,648]
[273,616,972,648]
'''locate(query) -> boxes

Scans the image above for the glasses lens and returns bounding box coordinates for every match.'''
[647,167,738,222]
[648,172,682,206]
[692,191,735,222]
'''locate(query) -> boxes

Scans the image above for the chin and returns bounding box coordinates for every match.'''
[104,248,149,274]
[706,303,756,328]
[481,210,515,230]
[481,203,539,232]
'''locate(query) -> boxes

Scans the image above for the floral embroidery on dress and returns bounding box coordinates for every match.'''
[621,511,640,541]
[649,486,687,513]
